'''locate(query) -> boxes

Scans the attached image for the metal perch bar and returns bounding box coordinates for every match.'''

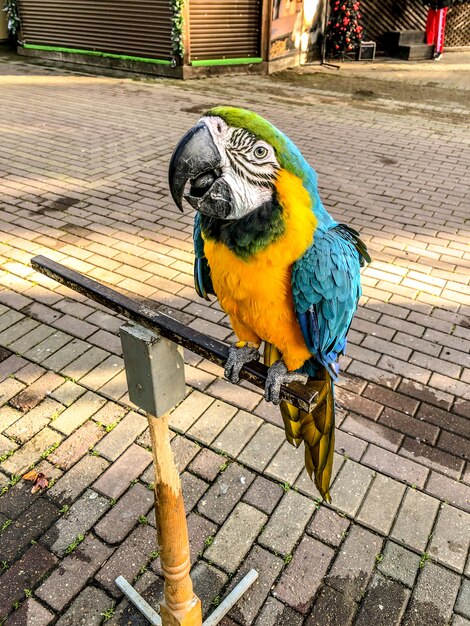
[31,255,319,412]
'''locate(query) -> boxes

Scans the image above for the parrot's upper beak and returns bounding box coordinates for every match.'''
[168,121,234,218]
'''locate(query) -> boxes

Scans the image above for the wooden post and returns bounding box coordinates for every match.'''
[148,413,202,625]
[120,323,202,626]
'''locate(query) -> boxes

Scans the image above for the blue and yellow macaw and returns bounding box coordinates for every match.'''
[169,106,370,501]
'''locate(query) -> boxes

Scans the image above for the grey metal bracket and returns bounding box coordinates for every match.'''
[116,569,259,626]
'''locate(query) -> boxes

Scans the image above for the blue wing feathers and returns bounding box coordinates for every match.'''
[292,223,369,380]
[193,213,214,300]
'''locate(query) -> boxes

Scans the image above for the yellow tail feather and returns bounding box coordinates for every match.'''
[264,342,335,502]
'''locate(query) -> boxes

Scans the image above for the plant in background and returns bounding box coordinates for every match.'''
[3,0,20,35]
[170,0,185,65]
[327,0,363,58]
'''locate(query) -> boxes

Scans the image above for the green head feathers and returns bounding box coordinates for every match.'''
[206,106,324,217]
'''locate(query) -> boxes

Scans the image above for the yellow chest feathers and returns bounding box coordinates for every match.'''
[202,171,316,360]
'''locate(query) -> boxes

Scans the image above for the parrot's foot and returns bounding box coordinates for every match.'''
[265,360,308,405]
[224,342,260,384]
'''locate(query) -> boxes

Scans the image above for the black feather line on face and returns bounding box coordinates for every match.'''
[226,151,274,188]
[200,197,285,260]
[226,128,279,187]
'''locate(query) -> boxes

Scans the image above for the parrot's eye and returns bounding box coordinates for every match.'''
[253,145,268,159]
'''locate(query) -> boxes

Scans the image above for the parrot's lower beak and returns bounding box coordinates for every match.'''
[168,122,234,218]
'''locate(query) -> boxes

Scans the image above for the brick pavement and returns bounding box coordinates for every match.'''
[0,54,469,625]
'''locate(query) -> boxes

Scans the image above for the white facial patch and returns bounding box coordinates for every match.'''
[199,116,279,220]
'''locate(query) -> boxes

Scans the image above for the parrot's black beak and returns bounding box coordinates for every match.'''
[168,122,234,218]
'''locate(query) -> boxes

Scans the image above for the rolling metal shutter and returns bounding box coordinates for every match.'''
[189,0,261,61]
[18,0,173,60]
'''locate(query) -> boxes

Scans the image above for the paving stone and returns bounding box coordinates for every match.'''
[265,440,305,485]
[24,331,72,364]
[186,511,218,565]
[52,391,106,435]
[0,498,60,562]
[391,488,440,552]
[305,584,357,626]
[428,504,470,572]
[94,410,147,461]
[198,462,255,524]
[0,310,24,335]
[0,478,43,519]
[4,598,55,626]
[0,433,17,457]
[0,378,26,408]
[425,472,470,513]
[187,399,237,444]
[259,489,314,556]
[206,378,261,412]
[274,535,335,614]
[50,380,87,406]
[329,459,375,517]
[191,561,229,619]
[49,421,104,470]
[204,502,267,574]
[184,363,216,391]
[48,454,109,505]
[238,423,285,471]
[60,346,109,380]
[255,597,303,626]
[0,544,57,619]
[453,616,470,626]
[455,579,470,620]
[254,398,284,428]
[402,562,461,626]
[212,410,262,457]
[93,443,152,500]
[95,524,156,597]
[55,586,112,626]
[9,326,57,355]
[4,398,64,444]
[334,428,368,462]
[342,412,403,452]
[15,363,46,385]
[1,427,62,474]
[0,318,38,348]
[53,314,97,339]
[181,472,209,513]
[401,437,464,480]
[42,338,92,373]
[169,390,214,433]
[326,525,383,601]
[357,473,406,534]
[0,405,22,433]
[78,355,124,391]
[37,535,113,611]
[9,371,63,412]
[95,482,154,544]
[242,475,284,515]
[377,541,422,588]
[355,574,410,626]
[188,448,223,482]
[306,506,350,547]
[41,488,110,556]
[362,445,429,488]
[227,545,283,625]
[90,400,127,427]
[171,434,200,472]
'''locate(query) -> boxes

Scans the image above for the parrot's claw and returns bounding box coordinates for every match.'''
[265,360,308,405]
[224,344,260,384]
